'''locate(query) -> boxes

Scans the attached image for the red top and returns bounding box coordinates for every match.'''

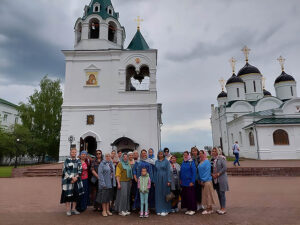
[81,161,88,180]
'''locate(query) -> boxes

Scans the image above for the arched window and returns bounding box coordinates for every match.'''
[93,3,100,12]
[244,83,247,93]
[273,129,289,145]
[237,88,240,97]
[89,18,100,39]
[108,21,117,43]
[126,65,150,91]
[76,22,82,44]
[249,132,255,146]
[253,80,256,92]
[291,86,294,96]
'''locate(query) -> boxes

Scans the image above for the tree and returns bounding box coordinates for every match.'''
[19,76,63,161]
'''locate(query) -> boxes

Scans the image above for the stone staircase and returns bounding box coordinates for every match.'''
[227,167,300,176]
[22,168,62,177]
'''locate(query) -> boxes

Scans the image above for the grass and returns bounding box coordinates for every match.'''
[0,166,13,178]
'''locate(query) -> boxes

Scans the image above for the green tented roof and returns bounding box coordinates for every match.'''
[0,98,18,109]
[83,0,119,20]
[127,29,150,50]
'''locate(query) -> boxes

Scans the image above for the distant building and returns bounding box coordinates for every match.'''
[211,47,300,160]
[0,98,20,129]
[59,0,162,161]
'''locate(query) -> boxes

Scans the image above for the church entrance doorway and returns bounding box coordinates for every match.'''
[82,136,97,156]
[111,137,139,153]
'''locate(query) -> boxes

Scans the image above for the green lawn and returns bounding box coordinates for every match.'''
[0,166,13,178]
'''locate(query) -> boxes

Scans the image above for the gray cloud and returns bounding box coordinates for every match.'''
[1,0,300,150]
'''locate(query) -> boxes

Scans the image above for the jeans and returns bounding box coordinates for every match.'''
[140,192,149,213]
[216,183,226,209]
[233,152,240,166]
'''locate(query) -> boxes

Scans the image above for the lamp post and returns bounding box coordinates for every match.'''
[68,135,75,150]
[14,138,20,168]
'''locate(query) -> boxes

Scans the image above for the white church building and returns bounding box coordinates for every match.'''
[211,46,300,160]
[59,0,162,160]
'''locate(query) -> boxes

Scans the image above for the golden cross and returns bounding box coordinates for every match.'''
[135,16,144,30]
[277,55,285,71]
[219,77,225,91]
[229,57,237,73]
[262,76,266,89]
[241,46,251,62]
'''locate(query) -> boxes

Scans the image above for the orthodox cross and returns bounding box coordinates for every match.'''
[277,55,285,72]
[135,16,144,30]
[229,57,237,74]
[219,78,225,91]
[241,46,251,63]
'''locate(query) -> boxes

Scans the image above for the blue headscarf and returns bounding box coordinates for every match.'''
[120,153,133,179]
[80,151,87,156]
[148,148,155,159]
[157,150,165,160]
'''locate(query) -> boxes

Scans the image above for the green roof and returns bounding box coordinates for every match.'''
[127,29,150,50]
[83,0,119,20]
[244,118,300,129]
[0,98,18,109]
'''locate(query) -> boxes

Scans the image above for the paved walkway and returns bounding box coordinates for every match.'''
[0,176,300,225]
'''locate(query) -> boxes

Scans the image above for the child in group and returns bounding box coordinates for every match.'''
[138,167,151,218]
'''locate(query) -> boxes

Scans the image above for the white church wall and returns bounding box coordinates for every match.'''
[256,125,300,160]
[255,97,283,112]
[59,105,160,160]
[275,82,297,100]
[282,98,300,115]
[241,74,263,101]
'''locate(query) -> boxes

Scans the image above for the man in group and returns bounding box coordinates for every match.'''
[232,141,240,166]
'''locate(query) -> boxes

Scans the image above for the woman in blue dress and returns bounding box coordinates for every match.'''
[154,150,171,216]
[133,149,155,209]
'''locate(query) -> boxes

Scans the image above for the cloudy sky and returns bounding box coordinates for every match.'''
[0,0,300,152]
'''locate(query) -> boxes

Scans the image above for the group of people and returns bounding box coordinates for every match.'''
[60,146,229,218]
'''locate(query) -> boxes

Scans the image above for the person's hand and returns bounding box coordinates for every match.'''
[189,182,194,187]
[167,182,171,187]
[200,182,204,187]
[73,177,78,183]
[134,177,138,182]
[118,184,121,189]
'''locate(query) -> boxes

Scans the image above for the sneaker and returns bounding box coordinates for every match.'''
[202,210,213,215]
[144,212,149,218]
[119,211,127,216]
[171,209,176,213]
[185,211,191,215]
[175,208,179,213]
[125,211,131,215]
[140,212,144,218]
[156,213,161,216]
[66,211,72,216]
[107,211,113,216]
[161,212,168,216]
[217,210,226,215]
[188,211,195,215]
[71,210,80,215]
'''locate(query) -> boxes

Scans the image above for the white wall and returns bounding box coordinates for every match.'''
[0,103,20,129]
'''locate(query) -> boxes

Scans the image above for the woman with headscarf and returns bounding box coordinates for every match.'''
[198,150,218,215]
[211,147,229,215]
[128,152,137,210]
[133,149,155,210]
[169,155,181,213]
[115,153,132,216]
[60,148,84,216]
[96,153,116,217]
[76,151,90,212]
[91,149,103,211]
[154,150,172,216]
[148,148,155,159]
[191,146,202,211]
[180,151,197,216]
